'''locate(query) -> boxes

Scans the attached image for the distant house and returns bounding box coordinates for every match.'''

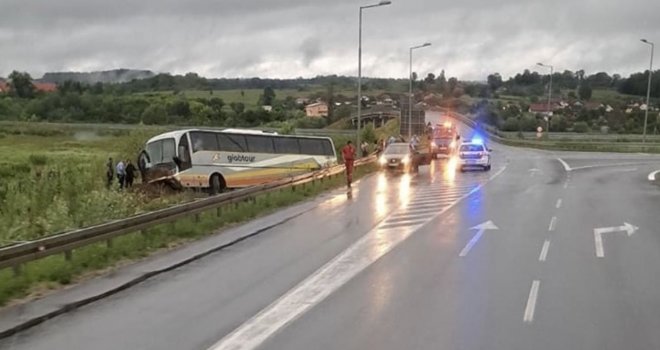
[262,105,273,112]
[33,82,57,93]
[295,97,310,105]
[584,101,604,111]
[529,103,557,114]
[0,80,57,94]
[305,102,328,118]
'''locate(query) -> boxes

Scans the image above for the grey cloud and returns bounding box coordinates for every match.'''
[300,37,321,67]
[0,0,659,80]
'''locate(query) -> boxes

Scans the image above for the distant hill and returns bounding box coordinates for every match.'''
[40,69,156,84]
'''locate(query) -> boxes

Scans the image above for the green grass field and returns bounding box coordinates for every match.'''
[0,123,191,245]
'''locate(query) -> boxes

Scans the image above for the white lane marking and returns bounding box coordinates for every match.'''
[555,199,562,209]
[407,202,453,210]
[458,230,485,257]
[381,218,431,227]
[539,240,550,262]
[208,165,509,350]
[523,280,541,323]
[392,207,446,216]
[557,158,572,172]
[388,212,437,221]
[615,168,638,172]
[563,181,569,189]
[414,192,467,199]
[548,216,557,232]
[571,161,655,171]
[593,223,638,258]
[408,198,457,206]
[594,230,604,258]
[649,170,660,181]
[458,221,499,257]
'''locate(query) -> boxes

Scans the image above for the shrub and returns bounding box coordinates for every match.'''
[28,154,48,166]
[573,122,589,133]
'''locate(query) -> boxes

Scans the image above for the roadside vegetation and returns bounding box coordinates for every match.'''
[0,160,378,307]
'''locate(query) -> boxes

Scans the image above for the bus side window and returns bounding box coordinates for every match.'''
[245,135,275,153]
[298,138,325,156]
[273,137,300,154]
[178,134,192,170]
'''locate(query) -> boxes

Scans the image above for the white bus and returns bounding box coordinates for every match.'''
[138,129,337,194]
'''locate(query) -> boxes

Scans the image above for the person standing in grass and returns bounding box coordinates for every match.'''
[116,159,126,189]
[125,160,136,188]
[106,157,114,188]
[360,141,369,157]
[341,140,356,188]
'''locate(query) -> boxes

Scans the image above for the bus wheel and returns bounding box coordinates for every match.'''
[210,174,225,195]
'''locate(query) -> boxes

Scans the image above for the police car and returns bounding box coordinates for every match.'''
[457,138,491,172]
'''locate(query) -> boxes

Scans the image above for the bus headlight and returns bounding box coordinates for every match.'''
[402,155,410,164]
[379,156,387,165]
[450,141,456,149]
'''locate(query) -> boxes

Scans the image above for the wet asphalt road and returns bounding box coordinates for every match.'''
[3,129,660,350]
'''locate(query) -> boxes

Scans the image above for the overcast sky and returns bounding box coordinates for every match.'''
[1,0,659,81]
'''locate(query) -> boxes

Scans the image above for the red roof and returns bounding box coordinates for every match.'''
[0,81,8,93]
[529,103,556,113]
[33,82,57,92]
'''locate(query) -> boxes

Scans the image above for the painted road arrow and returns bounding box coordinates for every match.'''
[528,168,541,177]
[459,221,498,257]
[594,222,638,258]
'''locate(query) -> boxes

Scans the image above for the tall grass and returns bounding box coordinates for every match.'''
[0,163,378,306]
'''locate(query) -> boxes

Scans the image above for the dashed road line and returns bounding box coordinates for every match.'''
[548,216,557,232]
[207,166,508,350]
[523,280,541,323]
[539,240,550,262]
[555,199,562,209]
[649,170,660,182]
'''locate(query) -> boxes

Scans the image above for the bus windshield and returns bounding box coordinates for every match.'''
[146,138,176,165]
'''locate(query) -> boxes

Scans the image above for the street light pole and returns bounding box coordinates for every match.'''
[537,62,553,136]
[641,39,654,143]
[356,1,391,154]
[408,42,431,140]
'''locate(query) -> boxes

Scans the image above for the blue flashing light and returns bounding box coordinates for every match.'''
[472,137,484,145]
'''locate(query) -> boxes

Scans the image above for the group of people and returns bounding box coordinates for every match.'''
[106,157,137,189]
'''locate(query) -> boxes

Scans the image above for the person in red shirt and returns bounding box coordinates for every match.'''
[341,140,356,188]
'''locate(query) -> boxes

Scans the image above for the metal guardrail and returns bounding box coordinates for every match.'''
[0,158,374,272]
[446,110,660,153]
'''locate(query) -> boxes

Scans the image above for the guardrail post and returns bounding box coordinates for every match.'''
[106,238,113,249]
[64,250,72,261]
[12,264,22,277]
[141,229,148,236]
[216,207,222,217]
[194,213,200,223]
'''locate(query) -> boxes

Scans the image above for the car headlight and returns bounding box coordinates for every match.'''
[450,141,456,148]
[402,155,410,164]
[379,156,387,165]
